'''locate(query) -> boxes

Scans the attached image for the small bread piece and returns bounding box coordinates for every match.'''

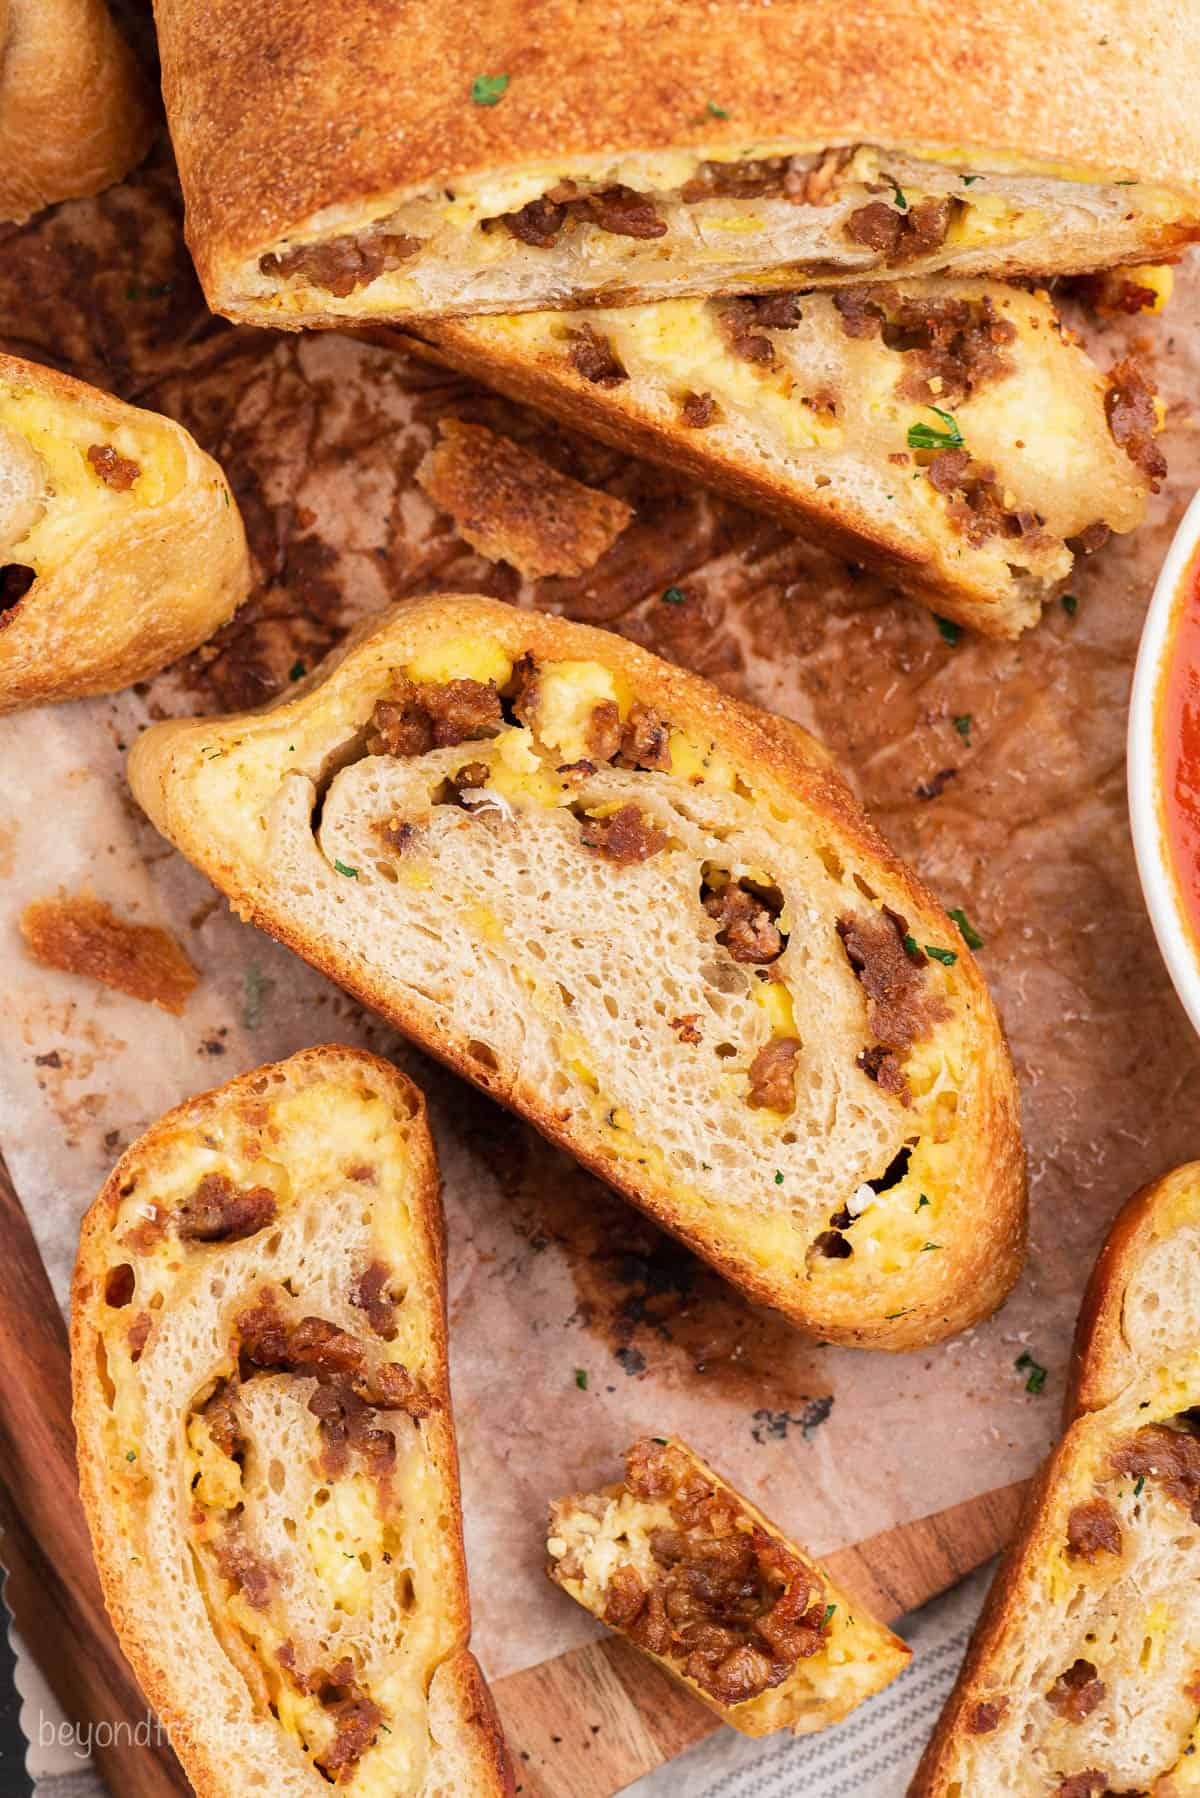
[406,280,1159,638]
[127,593,1025,1349]
[71,1045,514,1798]
[416,419,633,578]
[0,0,155,223]
[0,353,250,711]
[911,1162,1200,1798]
[547,1436,909,1736]
[151,0,1200,326]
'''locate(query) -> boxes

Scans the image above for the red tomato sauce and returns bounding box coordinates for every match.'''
[1162,548,1200,949]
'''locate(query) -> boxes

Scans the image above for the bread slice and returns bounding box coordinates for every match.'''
[127,593,1025,1349]
[71,1044,513,1797]
[0,0,155,223]
[402,279,1160,638]
[150,0,1200,325]
[0,351,250,711]
[547,1435,909,1736]
[910,1161,1200,1797]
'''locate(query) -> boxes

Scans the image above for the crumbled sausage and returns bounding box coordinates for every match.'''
[855,1044,909,1100]
[680,149,853,207]
[833,285,886,339]
[350,1260,398,1341]
[618,701,672,771]
[924,450,1054,552]
[845,201,905,255]
[845,197,951,261]
[716,297,778,366]
[567,324,627,387]
[277,1646,383,1782]
[680,391,719,428]
[259,232,421,297]
[1054,1774,1109,1798]
[671,1013,703,1044]
[837,908,948,1103]
[579,804,667,864]
[236,1290,431,1417]
[1105,358,1167,489]
[368,673,503,756]
[884,292,1017,407]
[307,1380,398,1480]
[601,1438,830,1705]
[966,1700,1006,1733]
[213,1525,273,1609]
[811,1229,852,1259]
[201,1381,245,1461]
[586,699,623,761]
[1047,1660,1105,1723]
[87,444,141,490]
[746,1036,801,1113]
[582,185,667,239]
[176,1172,277,1244]
[702,878,785,964]
[1110,1421,1200,1522]
[499,196,568,247]
[1065,1498,1123,1563]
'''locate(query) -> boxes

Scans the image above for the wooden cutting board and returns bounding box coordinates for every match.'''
[0,1155,1024,1797]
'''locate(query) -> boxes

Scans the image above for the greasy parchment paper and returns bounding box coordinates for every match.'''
[1,136,1199,1686]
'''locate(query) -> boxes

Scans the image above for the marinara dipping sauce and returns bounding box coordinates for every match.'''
[1161,547,1200,948]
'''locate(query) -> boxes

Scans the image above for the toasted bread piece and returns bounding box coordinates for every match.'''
[151,0,1200,325]
[127,593,1025,1349]
[0,0,155,223]
[547,1436,909,1736]
[911,1162,1200,1797]
[404,280,1159,638]
[71,1045,514,1798]
[0,352,250,711]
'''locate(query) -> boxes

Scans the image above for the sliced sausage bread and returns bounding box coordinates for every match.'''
[71,1044,513,1798]
[127,593,1026,1350]
[0,351,249,711]
[547,1435,910,1736]
[911,1161,1200,1797]
[405,279,1162,638]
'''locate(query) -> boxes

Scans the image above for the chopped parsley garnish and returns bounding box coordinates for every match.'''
[574,1368,588,1390]
[886,176,908,212]
[1015,1350,1047,1394]
[948,908,983,950]
[1062,592,1079,617]
[822,1603,837,1628]
[1134,1473,1145,1496]
[953,713,972,741]
[333,859,359,879]
[935,615,963,646]
[774,1170,784,1185]
[126,1450,137,1462]
[904,934,921,958]
[924,943,958,966]
[916,1194,931,1211]
[961,173,981,186]
[652,1436,669,1445]
[705,100,729,118]
[471,73,510,106]
[243,964,273,1030]
[920,1241,941,1252]
[289,660,305,681]
[884,1309,911,1319]
[908,406,964,452]
[662,585,687,605]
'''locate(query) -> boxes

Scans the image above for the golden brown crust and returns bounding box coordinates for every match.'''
[70,1044,514,1798]
[127,592,1027,1350]
[20,892,198,1014]
[0,350,250,710]
[416,418,632,578]
[152,0,1200,306]
[0,0,156,223]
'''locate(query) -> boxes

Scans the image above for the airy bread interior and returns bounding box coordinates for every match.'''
[912,1164,1200,1798]
[71,1045,511,1798]
[413,278,1160,637]
[547,1436,909,1736]
[240,141,1199,322]
[127,595,1025,1349]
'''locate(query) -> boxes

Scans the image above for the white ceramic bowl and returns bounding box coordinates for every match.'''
[1129,488,1200,1039]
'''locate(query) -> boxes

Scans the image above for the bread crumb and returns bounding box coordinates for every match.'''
[417,418,632,579]
[20,893,198,1014]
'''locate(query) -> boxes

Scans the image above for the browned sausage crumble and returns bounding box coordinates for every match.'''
[1110,1420,1200,1522]
[86,443,141,490]
[573,1438,833,1706]
[845,196,953,261]
[1047,1659,1106,1722]
[368,673,503,755]
[1054,1773,1109,1798]
[680,390,720,428]
[924,448,1056,553]
[703,876,785,964]
[276,1643,383,1783]
[567,322,628,386]
[1064,1498,1123,1563]
[259,231,421,297]
[966,1699,1006,1734]
[176,1172,277,1244]
[837,907,948,1104]
[1105,358,1167,489]
[746,1036,802,1113]
[579,804,668,864]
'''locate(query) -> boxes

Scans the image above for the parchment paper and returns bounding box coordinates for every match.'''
[1,132,1199,1685]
